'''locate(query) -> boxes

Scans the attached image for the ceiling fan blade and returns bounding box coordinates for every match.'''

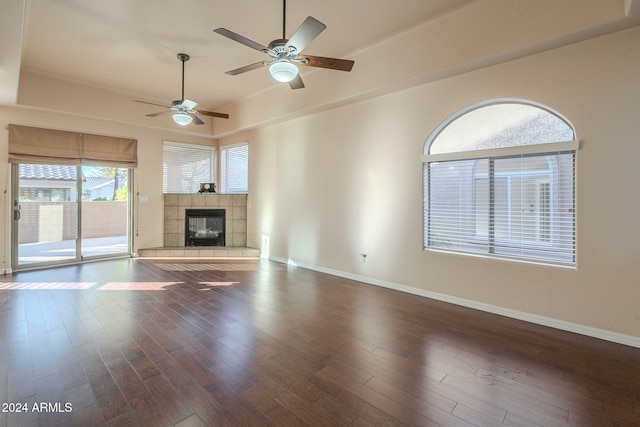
[191,114,205,125]
[135,100,170,109]
[300,54,354,72]
[146,111,173,117]
[214,28,269,52]
[289,74,305,90]
[198,110,230,119]
[225,61,266,76]
[285,16,326,53]
[181,99,198,110]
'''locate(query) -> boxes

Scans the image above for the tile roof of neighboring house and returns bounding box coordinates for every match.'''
[18,164,127,195]
[19,164,79,181]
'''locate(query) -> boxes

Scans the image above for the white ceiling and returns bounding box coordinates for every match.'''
[15,0,474,112]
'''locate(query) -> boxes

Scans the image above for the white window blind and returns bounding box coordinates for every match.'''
[423,100,577,267]
[220,143,248,194]
[163,141,215,193]
[424,151,575,265]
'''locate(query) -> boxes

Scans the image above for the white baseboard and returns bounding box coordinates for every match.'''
[268,256,640,349]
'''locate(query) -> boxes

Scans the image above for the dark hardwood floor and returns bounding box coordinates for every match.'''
[0,258,639,426]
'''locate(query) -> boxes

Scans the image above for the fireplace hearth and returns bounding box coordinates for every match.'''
[185,209,225,246]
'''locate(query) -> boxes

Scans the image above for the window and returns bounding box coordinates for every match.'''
[163,141,215,193]
[220,143,248,194]
[423,100,577,266]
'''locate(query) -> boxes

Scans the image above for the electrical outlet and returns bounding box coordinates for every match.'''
[358,253,367,263]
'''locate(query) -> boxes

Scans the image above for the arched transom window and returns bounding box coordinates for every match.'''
[423,100,577,266]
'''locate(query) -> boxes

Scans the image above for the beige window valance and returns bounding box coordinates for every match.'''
[8,124,137,167]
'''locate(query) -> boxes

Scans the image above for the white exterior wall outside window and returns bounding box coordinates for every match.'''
[220,143,248,194]
[423,100,578,267]
[163,141,216,193]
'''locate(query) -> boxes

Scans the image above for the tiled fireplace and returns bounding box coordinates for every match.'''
[163,194,247,247]
[138,193,258,258]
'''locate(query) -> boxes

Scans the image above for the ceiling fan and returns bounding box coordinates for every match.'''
[214,0,354,89]
[135,53,229,126]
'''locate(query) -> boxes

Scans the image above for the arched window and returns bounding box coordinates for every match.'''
[423,100,577,266]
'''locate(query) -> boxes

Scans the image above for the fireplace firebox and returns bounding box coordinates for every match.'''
[185,209,225,246]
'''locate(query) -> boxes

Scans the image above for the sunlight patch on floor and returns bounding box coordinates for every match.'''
[98,282,182,290]
[198,281,241,288]
[155,263,258,272]
[0,282,96,290]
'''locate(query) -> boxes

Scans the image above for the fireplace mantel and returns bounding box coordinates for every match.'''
[163,194,247,247]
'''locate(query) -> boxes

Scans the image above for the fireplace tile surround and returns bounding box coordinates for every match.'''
[163,193,247,247]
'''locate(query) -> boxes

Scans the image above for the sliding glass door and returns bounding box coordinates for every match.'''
[13,164,79,265]
[80,166,129,258]
[12,163,131,270]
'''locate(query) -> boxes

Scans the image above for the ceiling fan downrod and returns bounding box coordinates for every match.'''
[177,53,189,101]
[282,0,286,39]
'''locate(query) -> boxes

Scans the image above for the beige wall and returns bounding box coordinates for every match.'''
[220,26,640,343]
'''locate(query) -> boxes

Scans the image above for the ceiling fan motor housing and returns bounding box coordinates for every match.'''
[268,39,289,51]
[268,39,297,59]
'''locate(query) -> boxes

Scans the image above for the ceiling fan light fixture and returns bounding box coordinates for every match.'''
[269,61,298,82]
[173,112,193,126]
